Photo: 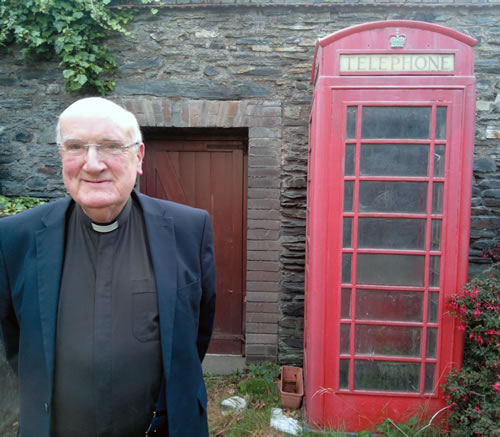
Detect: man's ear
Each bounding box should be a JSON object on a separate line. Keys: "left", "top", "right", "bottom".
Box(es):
{"left": 136, "top": 143, "right": 145, "bottom": 176}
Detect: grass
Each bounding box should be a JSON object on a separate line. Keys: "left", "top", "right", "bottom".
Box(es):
{"left": 204, "top": 362, "right": 448, "bottom": 437}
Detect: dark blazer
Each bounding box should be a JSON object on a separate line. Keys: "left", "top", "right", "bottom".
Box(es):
{"left": 0, "top": 191, "right": 216, "bottom": 437}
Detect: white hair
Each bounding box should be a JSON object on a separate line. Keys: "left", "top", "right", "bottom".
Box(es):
{"left": 56, "top": 97, "right": 142, "bottom": 145}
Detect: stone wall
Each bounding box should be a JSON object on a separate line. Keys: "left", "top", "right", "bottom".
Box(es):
{"left": 0, "top": 3, "right": 499, "bottom": 374}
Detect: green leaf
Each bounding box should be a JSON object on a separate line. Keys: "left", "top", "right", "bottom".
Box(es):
{"left": 62, "top": 69, "right": 74, "bottom": 78}
{"left": 406, "top": 416, "right": 418, "bottom": 426}
{"left": 151, "top": 8, "right": 158, "bottom": 15}
{"left": 76, "top": 74, "right": 87, "bottom": 85}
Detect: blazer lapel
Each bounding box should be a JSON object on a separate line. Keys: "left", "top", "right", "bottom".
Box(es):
{"left": 35, "top": 198, "right": 70, "bottom": 391}
{"left": 139, "top": 194, "right": 178, "bottom": 381}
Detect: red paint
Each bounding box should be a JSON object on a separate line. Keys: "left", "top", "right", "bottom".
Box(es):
{"left": 305, "top": 20, "right": 476, "bottom": 432}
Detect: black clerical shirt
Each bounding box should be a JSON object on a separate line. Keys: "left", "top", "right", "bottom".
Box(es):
{"left": 52, "top": 196, "right": 162, "bottom": 437}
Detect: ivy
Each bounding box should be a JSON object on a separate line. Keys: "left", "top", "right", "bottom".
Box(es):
{"left": 0, "top": 195, "right": 46, "bottom": 217}
{"left": 0, "top": 0, "right": 162, "bottom": 95}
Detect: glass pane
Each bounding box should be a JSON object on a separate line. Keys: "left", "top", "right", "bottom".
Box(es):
{"left": 341, "top": 288, "right": 351, "bottom": 319}
{"left": 340, "top": 324, "right": 350, "bottom": 354}
{"left": 425, "top": 363, "right": 436, "bottom": 393}
{"left": 358, "top": 218, "right": 426, "bottom": 250}
{"left": 354, "top": 361, "right": 420, "bottom": 392}
{"left": 344, "top": 181, "right": 354, "bottom": 212}
{"left": 432, "top": 183, "right": 443, "bottom": 214}
{"left": 434, "top": 145, "right": 445, "bottom": 177}
{"left": 360, "top": 144, "right": 429, "bottom": 177}
{"left": 355, "top": 325, "right": 422, "bottom": 357}
{"left": 357, "top": 254, "right": 425, "bottom": 287}
{"left": 430, "top": 256, "right": 440, "bottom": 287}
{"left": 361, "top": 106, "right": 431, "bottom": 139}
{"left": 342, "top": 253, "right": 352, "bottom": 284}
{"left": 339, "top": 359, "right": 349, "bottom": 389}
{"left": 426, "top": 327, "right": 437, "bottom": 358}
{"left": 343, "top": 217, "right": 352, "bottom": 248}
{"left": 345, "top": 145, "right": 355, "bottom": 176}
{"left": 346, "top": 107, "right": 357, "bottom": 139}
{"left": 435, "top": 107, "right": 447, "bottom": 140}
{"left": 428, "top": 292, "right": 439, "bottom": 323}
{"left": 356, "top": 290, "right": 423, "bottom": 322}
{"left": 431, "top": 220, "right": 441, "bottom": 251}
{"left": 359, "top": 181, "right": 427, "bottom": 213}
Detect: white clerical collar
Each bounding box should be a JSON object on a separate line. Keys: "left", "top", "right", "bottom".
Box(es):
{"left": 91, "top": 221, "right": 119, "bottom": 233}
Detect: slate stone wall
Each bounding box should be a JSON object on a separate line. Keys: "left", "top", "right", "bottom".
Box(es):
{"left": 0, "top": 3, "right": 499, "bottom": 376}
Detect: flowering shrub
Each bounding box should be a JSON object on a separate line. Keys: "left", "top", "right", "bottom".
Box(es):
{"left": 443, "top": 249, "right": 500, "bottom": 437}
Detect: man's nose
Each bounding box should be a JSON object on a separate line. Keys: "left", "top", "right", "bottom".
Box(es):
{"left": 83, "top": 145, "right": 106, "bottom": 171}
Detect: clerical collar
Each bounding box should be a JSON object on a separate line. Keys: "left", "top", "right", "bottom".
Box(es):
{"left": 75, "top": 197, "right": 133, "bottom": 233}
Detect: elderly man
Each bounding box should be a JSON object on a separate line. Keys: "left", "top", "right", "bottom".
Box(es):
{"left": 0, "top": 97, "right": 216, "bottom": 437}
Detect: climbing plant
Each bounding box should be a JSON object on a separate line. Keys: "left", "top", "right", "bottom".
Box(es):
{"left": 0, "top": 0, "right": 160, "bottom": 95}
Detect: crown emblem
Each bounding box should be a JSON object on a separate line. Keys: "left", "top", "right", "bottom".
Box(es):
{"left": 390, "top": 29, "right": 406, "bottom": 48}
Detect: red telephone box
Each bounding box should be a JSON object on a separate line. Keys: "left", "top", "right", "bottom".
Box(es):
{"left": 305, "top": 21, "right": 476, "bottom": 431}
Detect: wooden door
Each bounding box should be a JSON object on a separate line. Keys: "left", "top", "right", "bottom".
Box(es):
{"left": 141, "top": 129, "right": 247, "bottom": 355}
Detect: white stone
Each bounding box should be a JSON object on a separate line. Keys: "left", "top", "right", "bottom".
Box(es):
{"left": 220, "top": 396, "right": 247, "bottom": 416}
{"left": 270, "top": 408, "right": 302, "bottom": 435}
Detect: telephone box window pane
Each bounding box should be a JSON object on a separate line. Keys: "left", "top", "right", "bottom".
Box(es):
{"left": 426, "top": 327, "right": 437, "bottom": 358}
{"left": 344, "top": 181, "right": 354, "bottom": 212}
{"left": 428, "top": 292, "right": 439, "bottom": 323}
{"left": 345, "top": 145, "right": 355, "bottom": 176}
{"left": 358, "top": 218, "right": 426, "bottom": 250}
{"left": 361, "top": 106, "right": 431, "bottom": 139}
{"left": 343, "top": 217, "right": 353, "bottom": 248}
{"left": 425, "top": 363, "right": 436, "bottom": 393}
{"left": 359, "top": 181, "right": 427, "bottom": 213}
{"left": 356, "top": 290, "right": 423, "bottom": 322}
{"left": 355, "top": 325, "right": 422, "bottom": 357}
{"left": 360, "top": 144, "right": 429, "bottom": 177}
{"left": 357, "top": 254, "right": 425, "bottom": 286}
{"left": 435, "top": 107, "right": 447, "bottom": 140}
{"left": 430, "top": 256, "right": 440, "bottom": 288}
{"left": 434, "top": 145, "right": 445, "bottom": 177}
{"left": 341, "top": 288, "right": 351, "bottom": 319}
{"left": 340, "top": 324, "right": 350, "bottom": 354}
{"left": 432, "top": 183, "right": 443, "bottom": 214}
{"left": 354, "top": 361, "right": 420, "bottom": 392}
{"left": 346, "top": 107, "right": 357, "bottom": 139}
{"left": 342, "top": 254, "right": 352, "bottom": 284}
{"left": 431, "top": 220, "right": 442, "bottom": 251}
{"left": 339, "top": 359, "right": 349, "bottom": 389}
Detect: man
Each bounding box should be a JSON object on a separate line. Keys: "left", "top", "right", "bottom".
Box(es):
{"left": 0, "top": 97, "right": 216, "bottom": 437}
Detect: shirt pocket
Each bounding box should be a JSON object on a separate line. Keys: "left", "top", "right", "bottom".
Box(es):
{"left": 132, "top": 281, "right": 159, "bottom": 342}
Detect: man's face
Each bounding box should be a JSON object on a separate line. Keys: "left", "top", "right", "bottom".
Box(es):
{"left": 59, "top": 114, "right": 144, "bottom": 223}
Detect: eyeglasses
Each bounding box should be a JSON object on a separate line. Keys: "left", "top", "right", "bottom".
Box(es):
{"left": 58, "top": 141, "right": 139, "bottom": 157}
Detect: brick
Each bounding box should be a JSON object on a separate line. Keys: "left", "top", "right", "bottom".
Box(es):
{"left": 245, "top": 344, "right": 277, "bottom": 358}
{"left": 248, "top": 219, "right": 280, "bottom": 230}
{"left": 246, "top": 291, "right": 279, "bottom": 302}
{"left": 248, "top": 188, "right": 280, "bottom": 199}
{"left": 247, "top": 323, "right": 278, "bottom": 334}
{"left": 247, "top": 333, "right": 278, "bottom": 344}
{"left": 247, "top": 229, "right": 279, "bottom": 240}
{"left": 247, "top": 250, "right": 280, "bottom": 261}
{"left": 248, "top": 146, "right": 280, "bottom": 157}
{"left": 248, "top": 127, "right": 282, "bottom": 139}
{"left": 246, "top": 281, "right": 280, "bottom": 292}
{"left": 246, "top": 312, "right": 279, "bottom": 323}
{"left": 248, "top": 199, "right": 280, "bottom": 210}
{"left": 247, "top": 271, "right": 280, "bottom": 281}
{"left": 249, "top": 156, "right": 281, "bottom": 167}
{"left": 248, "top": 167, "right": 281, "bottom": 177}
{"left": 247, "top": 260, "right": 280, "bottom": 271}
{"left": 248, "top": 177, "right": 280, "bottom": 188}
{"left": 247, "top": 240, "right": 282, "bottom": 251}
{"left": 247, "top": 208, "right": 280, "bottom": 220}
{"left": 247, "top": 302, "right": 279, "bottom": 313}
